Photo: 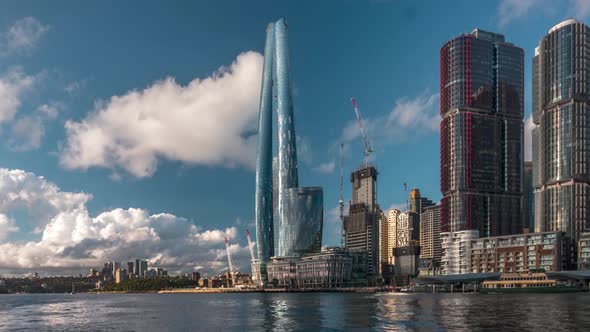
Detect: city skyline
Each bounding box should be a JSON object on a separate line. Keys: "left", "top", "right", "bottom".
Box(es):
{"left": 0, "top": 1, "right": 590, "bottom": 277}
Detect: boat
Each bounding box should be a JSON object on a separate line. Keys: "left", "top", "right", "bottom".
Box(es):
{"left": 480, "top": 270, "right": 578, "bottom": 294}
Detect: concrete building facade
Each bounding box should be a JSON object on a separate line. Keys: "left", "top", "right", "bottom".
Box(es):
{"left": 420, "top": 204, "right": 442, "bottom": 265}
{"left": 470, "top": 231, "right": 571, "bottom": 273}
{"left": 441, "top": 230, "right": 479, "bottom": 275}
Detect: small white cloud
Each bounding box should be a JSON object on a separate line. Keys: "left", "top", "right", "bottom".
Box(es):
{"left": 387, "top": 202, "right": 407, "bottom": 212}
{"left": 573, "top": 0, "right": 590, "bottom": 17}
{"left": 65, "top": 80, "right": 86, "bottom": 95}
{"left": 36, "top": 103, "right": 60, "bottom": 119}
{"left": 296, "top": 135, "right": 313, "bottom": 166}
{"left": 2, "top": 17, "right": 49, "bottom": 54}
{"left": 8, "top": 116, "right": 44, "bottom": 151}
{"left": 314, "top": 161, "right": 336, "bottom": 174}
{"left": 497, "top": 0, "right": 541, "bottom": 27}
{"left": 0, "top": 68, "right": 36, "bottom": 124}
{"left": 60, "top": 51, "right": 263, "bottom": 178}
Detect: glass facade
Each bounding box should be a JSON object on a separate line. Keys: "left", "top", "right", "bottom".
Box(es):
{"left": 440, "top": 29, "right": 524, "bottom": 236}
{"left": 254, "top": 19, "right": 324, "bottom": 285}
{"left": 532, "top": 19, "right": 590, "bottom": 244}
{"left": 278, "top": 187, "right": 323, "bottom": 257}
{"left": 254, "top": 22, "right": 276, "bottom": 281}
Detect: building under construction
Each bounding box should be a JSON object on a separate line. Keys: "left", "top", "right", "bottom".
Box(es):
{"left": 344, "top": 165, "right": 381, "bottom": 283}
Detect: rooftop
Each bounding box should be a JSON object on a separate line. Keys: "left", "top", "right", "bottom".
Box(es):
{"left": 548, "top": 18, "right": 581, "bottom": 34}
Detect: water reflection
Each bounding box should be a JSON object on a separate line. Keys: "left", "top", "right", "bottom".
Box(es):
{"left": 2, "top": 293, "right": 590, "bottom": 331}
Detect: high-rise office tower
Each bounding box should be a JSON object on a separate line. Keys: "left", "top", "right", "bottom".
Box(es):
{"left": 140, "top": 260, "right": 148, "bottom": 277}
{"left": 420, "top": 204, "right": 442, "bottom": 265}
{"left": 440, "top": 29, "right": 524, "bottom": 236}
{"left": 387, "top": 208, "right": 401, "bottom": 264}
{"left": 254, "top": 21, "right": 276, "bottom": 279}
{"left": 409, "top": 189, "right": 435, "bottom": 214}
{"left": 127, "top": 262, "right": 134, "bottom": 276}
{"left": 532, "top": 19, "right": 590, "bottom": 243}
{"left": 523, "top": 161, "right": 533, "bottom": 232}
{"left": 378, "top": 209, "right": 391, "bottom": 277}
{"left": 134, "top": 259, "right": 140, "bottom": 275}
{"left": 396, "top": 212, "right": 419, "bottom": 247}
{"left": 344, "top": 166, "right": 380, "bottom": 277}
{"left": 254, "top": 19, "right": 323, "bottom": 283}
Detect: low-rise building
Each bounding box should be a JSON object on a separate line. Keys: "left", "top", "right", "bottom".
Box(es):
{"left": 267, "top": 257, "right": 297, "bottom": 288}
{"left": 266, "top": 248, "right": 369, "bottom": 288}
{"left": 440, "top": 230, "right": 479, "bottom": 275}
{"left": 470, "top": 231, "right": 571, "bottom": 273}
{"left": 393, "top": 244, "right": 420, "bottom": 285}
{"left": 578, "top": 233, "right": 590, "bottom": 270}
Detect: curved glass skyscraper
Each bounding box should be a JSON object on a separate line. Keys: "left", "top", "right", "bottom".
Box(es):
{"left": 440, "top": 29, "right": 524, "bottom": 236}
{"left": 254, "top": 19, "right": 323, "bottom": 284}
{"left": 532, "top": 19, "right": 590, "bottom": 243}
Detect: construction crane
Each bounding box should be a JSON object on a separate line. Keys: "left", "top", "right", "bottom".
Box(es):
{"left": 245, "top": 229, "right": 256, "bottom": 262}
{"left": 339, "top": 143, "right": 345, "bottom": 248}
{"left": 224, "top": 237, "right": 237, "bottom": 287}
{"left": 350, "top": 97, "right": 373, "bottom": 165}
{"left": 245, "top": 229, "right": 261, "bottom": 287}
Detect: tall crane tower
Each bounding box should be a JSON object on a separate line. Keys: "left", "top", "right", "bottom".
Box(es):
{"left": 224, "top": 237, "right": 237, "bottom": 287}
{"left": 350, "top": 97, "right": 373, "bottom": 165}
{"left": 245, "top": 229, "right": 256, "bottom": 262}
{"left": 339, "top": 143, "right": 345, "bottom": 247}
{"left": 245, "top": 229, "right": 261, "bottom": 287}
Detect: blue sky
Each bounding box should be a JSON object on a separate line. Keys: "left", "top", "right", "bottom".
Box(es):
{"left": 0, "top": 0, "right": 588, "bottom": 276}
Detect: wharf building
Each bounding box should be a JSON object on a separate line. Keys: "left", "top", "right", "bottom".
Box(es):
{"left": 440, "top": 29, "right": 525, "bottom": 236}
{"left": 254, "top": 18, "right": 323, "bottom": 286}
{"left": 532, "top": 19, "right": 590, "bottom": 246}
{"left": 470, "top": 231, "right": 572, "bottom": 273}
{"left": 579, "top": 233, "right": 590, "bottom": 270}
{"left": 344, "top": 165, "right": 381, "bottom": 281}
{"left": 267, "top": 247, "right": 368, "bottom": 288}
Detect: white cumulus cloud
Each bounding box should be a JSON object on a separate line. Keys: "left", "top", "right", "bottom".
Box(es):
{"left": 0, "top": 168, "right": 251, "bottom": 276}
{"left": 60, "top": 51, "right": 263, "bottom": 178}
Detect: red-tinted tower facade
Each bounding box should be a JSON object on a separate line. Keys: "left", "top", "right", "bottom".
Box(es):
{"left": 440, "top": 29, "right": 524, "bottom": 236}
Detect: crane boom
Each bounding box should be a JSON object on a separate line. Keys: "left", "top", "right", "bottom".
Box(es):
{"left": 351, "top": 98, "right": 373, "bottom": 164}
{"left": 245, "top": 229, "right": 261, "bottom": 287}
{"left": 245, "top": 229, "right": 256, "bottom": 262}
{"left": 339, "top": 143, "right": 345, "bottom": 247}
{"left": 224, "top": 237, "right": 237, "bottom": 287}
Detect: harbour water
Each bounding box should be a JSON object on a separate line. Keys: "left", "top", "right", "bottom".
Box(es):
{"left": 1, "top": 292, "right": 590, "bottom": 331}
